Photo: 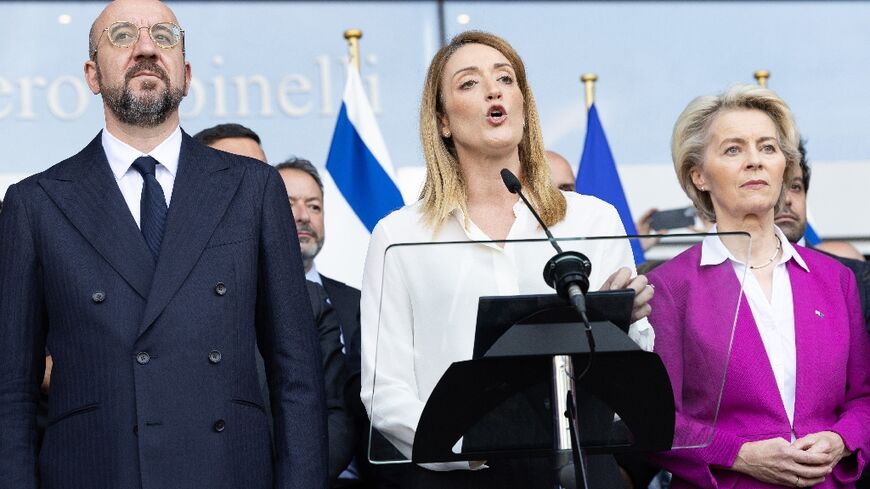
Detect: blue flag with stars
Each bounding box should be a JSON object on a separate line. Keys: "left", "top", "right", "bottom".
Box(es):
{"left": 576, "top": 104, "right": 645, "bottom": 264}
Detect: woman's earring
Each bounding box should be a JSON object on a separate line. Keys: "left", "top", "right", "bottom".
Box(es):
{"left": 443, "top": 130, "right": 451, "bottom": 138}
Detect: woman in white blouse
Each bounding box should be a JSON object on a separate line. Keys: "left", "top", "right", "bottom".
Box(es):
{"left": 360, "top": 31, "right": 653, "bottom": 488}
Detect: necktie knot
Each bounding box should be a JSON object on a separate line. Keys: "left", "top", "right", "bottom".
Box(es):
{"left": 132, "top": 156, "right": 158, "bottom": 177}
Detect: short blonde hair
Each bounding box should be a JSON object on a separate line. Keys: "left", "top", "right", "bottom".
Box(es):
{"left": 672, "top": 84, "right": 800, "bottom": 222}
{"left": 418, "top": 31, "right": 566, "bottom": 231}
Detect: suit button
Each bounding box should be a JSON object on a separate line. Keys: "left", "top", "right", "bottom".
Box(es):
{"left": 136, "top": 352, "right": 150, "bottom": 365}
{"left": 214, "top": 282, "right": 227, "bottom": 296}
{"left": 208, "top": 350, "right": 222, "bottom": 364}
{"left": 213, "top": 419, "right": 226, "bottom": 432}
{"left": 133, "top": 424, "right": 138, "bottom": 435}
{"left": 92, "top": 291, "right": 106, "bottom": 303}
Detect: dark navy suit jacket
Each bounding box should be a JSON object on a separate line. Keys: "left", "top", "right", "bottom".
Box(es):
{"left": 320, "top": 274, "right": 408, "bottom": 488}
{"left": 0, "top": 132, "right": 327, "bottom": 489}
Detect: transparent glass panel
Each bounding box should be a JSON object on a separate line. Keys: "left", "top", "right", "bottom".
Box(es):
{"left": 367, "top": 233, "right": 750, "bottom": 464}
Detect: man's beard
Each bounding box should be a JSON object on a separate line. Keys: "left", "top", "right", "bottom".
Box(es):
{"left": 300, "top": 242, "right": 323, "bottom": 263}
{"left": 97, "top": 60, "right": 184, "bottom": 127}
{"left": 297, "top": 224, "right": 324, "bottom": 264}
{"left": 776, "top": 218, "right": 806, "bottom": 244}
{"left": 775, "top": 206, "right": 806, "bottom": 243}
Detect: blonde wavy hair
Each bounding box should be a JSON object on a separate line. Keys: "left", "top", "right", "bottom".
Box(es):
{"left": 418, "top": 31, "right": 566, "bottom": 231}
{"left": 672, "top": 84, "right": 800, "bottom": 222}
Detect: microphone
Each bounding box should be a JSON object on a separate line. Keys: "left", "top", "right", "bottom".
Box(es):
{"left": 502, "top": 168, "right": 597, "bottom": 489}
{"left": 499, "top": 169, "right": 592, "bottom": 310}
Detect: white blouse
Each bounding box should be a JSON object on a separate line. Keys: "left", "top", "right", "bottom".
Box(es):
{"left": 701, "top": 226, "right": 808, "bottom": 437}
{"left": 360, "top": 192, "right": 653, "bottom": 466}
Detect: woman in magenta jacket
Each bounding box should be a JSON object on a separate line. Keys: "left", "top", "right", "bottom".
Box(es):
{"left": 647, "top": 84, "right": 870, "bottom": 488}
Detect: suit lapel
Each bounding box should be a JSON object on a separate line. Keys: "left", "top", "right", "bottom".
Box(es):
{"left": 723, "top": 257, "right": 807, "bottom": 425}
{"left": 696, "top": 258, "right": 747, "bottom": 369}
{"left": 138, "top": 132, "right": 243, "bottom": 335}
{"left": 38, "top": 133, "right": 155, "bottom": 299}
{"left": 321, "top": 274, "right": 361, "bottom": 342}
{"left": 787, "top": 258, "right": 817, "bottom": 426}
{"left": 698, "top": 256, "right": 785, "bottom": 417}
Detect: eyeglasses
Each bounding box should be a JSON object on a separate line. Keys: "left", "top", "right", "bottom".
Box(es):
{"left": 92, "top": 21, "right": 184, "bottom": 57}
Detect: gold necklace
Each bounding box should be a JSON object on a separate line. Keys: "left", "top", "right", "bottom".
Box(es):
{"left": 749, "top": 235, "right": 782, "bottom": 270}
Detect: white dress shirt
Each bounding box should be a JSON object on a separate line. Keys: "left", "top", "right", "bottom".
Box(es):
{"left": 102, "top": 126, "right": 182, "bottom": 228}
{"left": 305, "top": 263, "right": 322, "bottom": 285}
{"left": 701, "top": 225, "right": 808, "bottom": 436}
{"left": 360, "top": 192, "right": 653, "bottom": 467}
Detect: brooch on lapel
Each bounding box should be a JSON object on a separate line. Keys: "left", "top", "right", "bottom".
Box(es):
{"left": 814, "top": 310, "right": 824, "bottom": 318}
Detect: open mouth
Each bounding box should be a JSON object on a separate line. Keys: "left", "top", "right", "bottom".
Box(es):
{"left": 487, "top": 105, "right": 507, "bottom": 124}
{"left": 486, "top": 105, "right": 507, "bottom": 120}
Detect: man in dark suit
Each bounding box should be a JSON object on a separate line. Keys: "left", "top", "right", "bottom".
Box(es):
{"left": 0, "top": 1, "right": 326, "bottom": 488}
{"left": 775, "top": 141, "right": 869, "bottom": 489}
{"left": 276, "top": 158, "right": 406, "bottom": 488}
{"left": 273, "top": 158, "right": 361, "bottom": 380}
{"left": 194, "top": 122, "right": 356, "bottom": 483}
{"left": 775, "top": 141, "right": 870, "bottom": 330}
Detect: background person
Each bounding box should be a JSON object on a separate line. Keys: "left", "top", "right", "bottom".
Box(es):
{"left": 545, "top": 149, "right": 576, "bottom": 192}
{"left": 273, "top": 157, "right": 408, "bottom": 489}
{"left": 192, "top": 122, "right": 267, "bottom": 162}
{"left": 775, "top": 140, "right": 869, "bottom": 331}
{"left": 648, "top": 84, "right": 870, "bottom": 488}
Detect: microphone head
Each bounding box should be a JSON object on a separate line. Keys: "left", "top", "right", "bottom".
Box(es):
{"left": 500, "top": 168, "right": 522, "bottom": 194}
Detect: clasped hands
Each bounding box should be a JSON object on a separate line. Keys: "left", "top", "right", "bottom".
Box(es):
{"left": 732, "top": 431, "right": 851, "bottom": 487}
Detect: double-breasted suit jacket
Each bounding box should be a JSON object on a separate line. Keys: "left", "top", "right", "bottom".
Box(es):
{"left": 0, "top": 132, "right": 327, "bottom": 489}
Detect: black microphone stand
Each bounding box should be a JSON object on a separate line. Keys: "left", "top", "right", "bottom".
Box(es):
{"left": 500, "top": 169, "right": 596, "bottom": 489}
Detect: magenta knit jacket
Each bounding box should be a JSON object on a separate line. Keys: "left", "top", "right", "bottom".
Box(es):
{"left": 647, "top": 244, "right": 870, "bottom": 489}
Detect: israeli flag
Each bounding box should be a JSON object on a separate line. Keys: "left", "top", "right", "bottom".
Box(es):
{"left": 325, "top": 64, "right": 404, "bottom": 232}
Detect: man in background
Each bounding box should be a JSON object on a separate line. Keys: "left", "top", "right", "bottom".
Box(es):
{"left": 776, "top": 141, "right": 869, "bottom": 489}
{"left": 192, "top": 123, "right": 266, "bottom": 162}
{"left": 546, "top": 150, "right": 576, "bottom": 192}
{"left": 275, "top": 157, "right": 407, "bottom": 488}
{"left": 774, "top": 141, "right": 869, "bottom": 332}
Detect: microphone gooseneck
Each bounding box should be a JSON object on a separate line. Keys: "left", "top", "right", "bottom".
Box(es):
{"left": 499, "top": 169, "right": 592, "bottom": 299}
{"left": 500, "top": 168, "right": 563, "bottom": 254}
{"left": 500, "top": 168, "right": 596, "bottom": 375}
{"left": 501, "top": 168, "right": 599, "bottom": 489}
{"left": 500, "top": 169, "right": 593, "bottom": 311}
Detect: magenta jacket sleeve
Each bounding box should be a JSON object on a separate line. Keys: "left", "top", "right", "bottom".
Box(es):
{"left": 829, "top": 270, "right": 870, "bottom": 484}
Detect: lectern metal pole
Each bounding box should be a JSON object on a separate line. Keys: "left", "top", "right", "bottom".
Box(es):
{"left": 553, "top": 355, "right": 573, "bottom": 451}
{"left": 553, "top": 355, "right": 572, "bottom": 488}
{"left": 553, "top": 355, "right": 590, "bottom": 489}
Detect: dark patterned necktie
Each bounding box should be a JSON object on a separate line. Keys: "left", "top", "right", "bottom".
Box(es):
{"left": 131, "top": 156, "right": 168, "bottom": 259}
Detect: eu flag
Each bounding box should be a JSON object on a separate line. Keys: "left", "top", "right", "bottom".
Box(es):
{"left": 576, "top": 104, "right": 645, "bottom": 264}
{"left": 804, "top": 222, "right": 822, "bottom": 246}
